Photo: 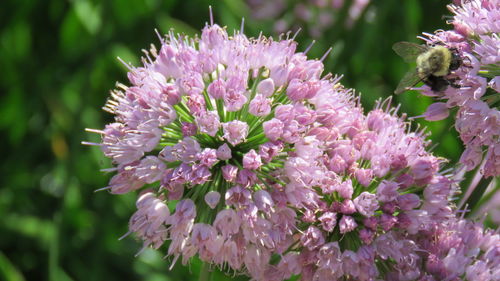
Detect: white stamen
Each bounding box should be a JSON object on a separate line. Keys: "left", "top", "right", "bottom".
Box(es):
{"left": 94, "top": 186, "right": 111, "bottom": 192}
{"left": 81, "top": 141, "right": 102, "bottom": 146}
{"left": 119, "top": 230, "right": 133, "bottom": 240}
{"left": 85, "top": 128, "right": 105, "bottom": 134}
{"left": 304, "top": 40, "right": 316, "bottom": 54}
{"left": 292, "top": 27, "right": 302, "bottom": 40}
{"left": 209, "top": 6, "right": 214, "bottom": 26}
{"left": 320, "top": 47, "right": 333, "bottom": 62}
{"left": 117, "top": 57, "right": 133, "bottom": 70}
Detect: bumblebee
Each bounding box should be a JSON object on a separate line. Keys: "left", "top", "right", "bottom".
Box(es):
{"left": 393, "top": 41, "right": 462, "bottom": 94}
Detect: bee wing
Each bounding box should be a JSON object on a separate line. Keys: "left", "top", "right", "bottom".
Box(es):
{"left": 394, "top": 69, "right": 423, "bottom": 94}
{"left": 392, "top": 41, "right": 428, "bottom": 63}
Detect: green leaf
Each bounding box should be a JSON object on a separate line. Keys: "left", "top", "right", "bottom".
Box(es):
{"left": 466, "top": 176, "right": 494, "bottom": 216}
{"left": 0, "top": 252, "right": 25, "bottom": 281}
{"left": 74, "top": 0, "right": 102, "bottom": 35}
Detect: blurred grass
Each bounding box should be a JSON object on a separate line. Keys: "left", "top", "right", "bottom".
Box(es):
{"left": 0, "top": 0, "right": 461, "bottom": 280}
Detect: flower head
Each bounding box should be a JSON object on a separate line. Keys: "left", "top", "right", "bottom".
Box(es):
{"left": 86, "top": 19, "right": 461, "bottom": 280}
{"left": 410, "top": 0, "right": 500, "bottom": 177}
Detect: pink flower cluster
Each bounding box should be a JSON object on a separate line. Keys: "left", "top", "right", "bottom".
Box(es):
{"left": 413, "top": 0, "right": 500, "bottom": 177}
{"left": 412, "top": 216, "right": 500, "bottom": 280}
{"left": 85, "top": 15, "right": 498, "bottom": 280}
{"left": 246, "top": 0, "right": 371, "bottom": 38}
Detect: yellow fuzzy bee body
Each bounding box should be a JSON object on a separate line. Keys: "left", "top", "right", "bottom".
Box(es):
{"left": 393, "top": 42, "right": 462, "bottom": 94}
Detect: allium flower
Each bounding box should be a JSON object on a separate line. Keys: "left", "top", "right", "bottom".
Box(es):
{"left": 246, "top": 0, "right": 372, "bottom": 38}
{"left": 410, "top": 0, "right": 500, "bottom": 177}
{"left": 85, "top": 15, "right": 464, "bottom": 281}
{"left": 408, "top": 216, "right": 500, "bottom": 280}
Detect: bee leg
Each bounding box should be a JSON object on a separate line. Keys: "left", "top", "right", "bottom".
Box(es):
{"left": 447, "top": 77, "right": 461, "bottom": 89}
{"left": 425, "top": 75, "right": 449, "bottom": 92}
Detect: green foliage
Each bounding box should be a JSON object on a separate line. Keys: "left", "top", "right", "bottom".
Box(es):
{"left": 0, "top": 0, "right": 464, "bottom": 280}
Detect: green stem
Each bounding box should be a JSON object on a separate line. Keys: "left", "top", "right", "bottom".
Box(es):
{"left": 466, "top": 176, "right": 494, "bottom": 216}
{"left": 199, "top": 262, "right": 211, "bottom": 281}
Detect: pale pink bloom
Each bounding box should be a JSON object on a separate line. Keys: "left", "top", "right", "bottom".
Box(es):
{"left": 243, "top": 149, "right": 262, "bottom": 170}
{"left": 223, "top": 89, "right": 247, "bottom": 112}
{"left": 107, "top": 161, "right": 145, "bottom": 194}
{"left": 253, "top": 190, "right": 274, "bottom": 213}
{"left": 258, "top": 141, "right": 283, "bottom": 163}
{"left": 274, "top": 104, "right": 295, "bottom": 123}
{"left": 466, "top": 260, "right": 493, "bottom": 281}
{"left": 359, "top": 228, "right": 374, "bottom": 245}
{"left": 277, "top": 252, "right": 302, "bottom": 279}
{"left": 249, "top": 94, "right": 271, "bottom": 116}
{"left": 339, "top": 215, "right": 357, "bottom": 234}
{"left": 135, "top": 156, "right": 166, "bottom": 184}
{"left": 397, "top": 194, "right": 421, "bottom": 211}
{"left": 225, "top": 185, "right": 252, "bottom": 207}
{"left": 178, "top": 71, "right": 204, "bottom": 96}
{"left": 204, "top": 191, "right": 220, "bottom": 209}
{"left": 353, "top": 192, "right": 379, "bottom": 217}
{"left": 336, "top": 179, "right": 353, "bottom": 199}
{"left": 222, "top": 120, "right": 249, "bottom": 146}
{"left": 316, "top": 242, "right": 342, "bottom": 268}
{"left": 340, "top": 199, "right": 356, "bottom": 214}
{"left": 300, "top": 226, "right": 325, "bottom": 250}
{"left": 287, "top": 79, "right": 320, "bottom": 101}
{"left": 379, "top": 214, "right": 397, "bottom": 231}
{"left": 195, "top": 111, "right": 220, "bottom": 136}
{"left": 354, "top": 168, "right": 373, "bottom": 187}
{"left": 190, "top": 223, "right": 216, "bottom": 248}
{"left": 376, "top": 180, "right": 399, "bottom": 202}
{"left": 263, "top": 118, "right": 284, "bottom": 141}
{"left": 341, "top": 250, "right": 360, "bottom": 278}
{"left": 421, "top": 102, "right": 450, "bottom": 121}
{"left": 216, "top": 143, "right": 232, "bottom": 160}
{"left": 127, "top": 191, "right": 170, "bottom": 249}
{"left": 181, "top": 122, "right": 197, "bottom": 137}
{"left": 318, "top": 212, "right": 337, "bottom": 232}
{"left": 197, "top": 148, "right": 218, "bottom": 167}
{"left": 257, "top": 78, "right": 275, "bottom": 97}
{"left": 236, "top": 169, "right": 257, "bottom": 188}
{"left": 207, "top": 79, "right": 226, "bottom": 99}
{"left": 213, "top": 209, "right": 241, "bottom": 238}
{"left": 221, "top": 164, "right": 238, "bottom": 182}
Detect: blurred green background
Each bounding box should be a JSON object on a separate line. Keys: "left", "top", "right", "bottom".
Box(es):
{"left": 0, "top": 0, "right": 460, "bottom": 280}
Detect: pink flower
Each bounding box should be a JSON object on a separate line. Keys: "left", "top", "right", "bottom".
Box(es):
{"left": 287, "top": 79, "right": 320, "bottom": 101}
{"left": 181, "top": 122, "right": 197, "bottom": 137}
{"left": 300, "top": 226, "right": 325, "bottom": 250}
{"left": 249, "top": 94, "right": 272, "bottom": 116}
{"left": 263, "top": 118, "right": 284, "bottom": 141}
{"left": 421, "top": 102, "right": 450, "bottom": 121}
{"left": 222, "top": 120, "right": 249, "bottom": 146}
{"left": 86, "top": 17, "right": 472, "bottom": 281}
{"left": 397, "top": 194, "right": 421, "bottom": 211}
{"left": 339, "top": 215, "right": 357, "bottom": 234}
{"left": 353, "top": 192, "right": 379, "bottom": 217}
{"left": 376, "top": 181, "right": 399, "bottom": 202}
{"left": 243, "top": 149, "right": 262, "bottom": 170}
{"left": 318, "top": 212, "right": 337, "bottom": 232}
{"left": 222, "top": 164, "right": 238, "bottom": 182}
{"left": 195, "top": 111, "right": 220, "bottom": 136}
{"left": 197, "top": 148, "right": 218, "bottom": 167}
{"left": 257, "top": 78, "right": 275, "bottom": 97}
{"left": 204, "top": 191, "right": 220, "bottom": 209}
{"left": 207, "top": 79, "right": 226, "bottom": 99}
{"left": 216, "top": 143, "right": 232, "bottom": 160}
{"left": 224, "top": 89, "right": 247, "bottom": 112}
{"left": 336, "top": 179, "right": 353, "bottom": 199}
